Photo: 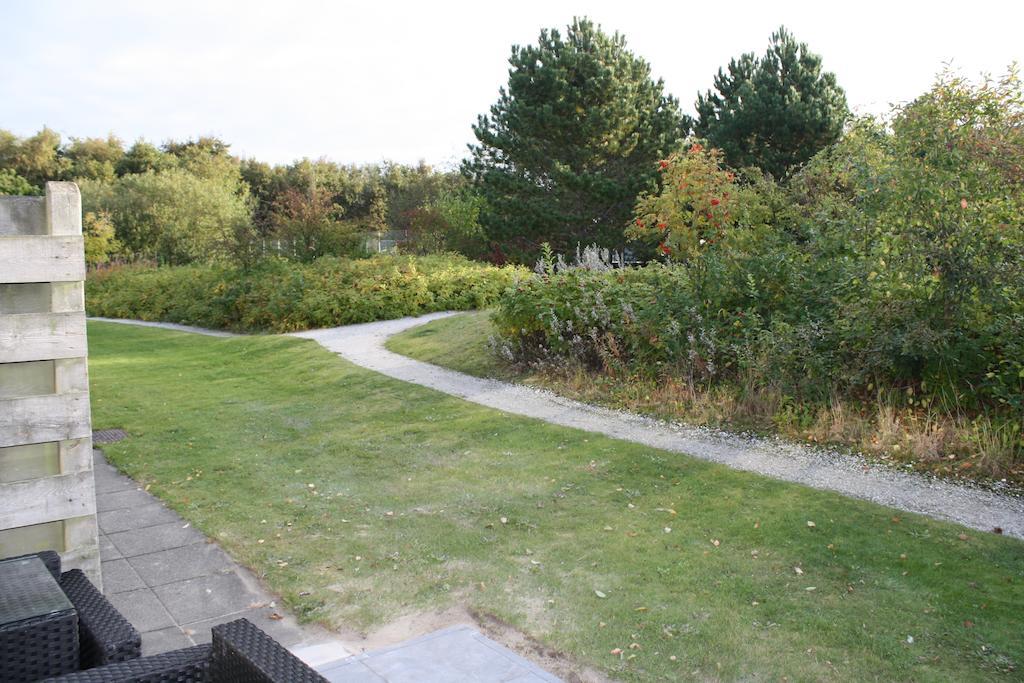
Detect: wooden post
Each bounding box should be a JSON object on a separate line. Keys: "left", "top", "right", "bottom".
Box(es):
{"left": 0, "top": 182, "right": 101, "bottom": 588}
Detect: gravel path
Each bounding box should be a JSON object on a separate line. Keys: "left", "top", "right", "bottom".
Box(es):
{"left": 91, "top": 314, "right": 1024, "bottom": 539}
{"left": 89, "top": 317, "right": 239, "bottom": 337}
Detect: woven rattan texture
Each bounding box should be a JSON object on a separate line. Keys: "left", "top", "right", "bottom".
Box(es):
{"left": 60, "top": 569, "right": 142, "bottom": 669}
{"left": 40, "top": 644, "right": 212, "bottom": 682}
{"left": 210, "top": 619, "right": 328, "bottom": 683}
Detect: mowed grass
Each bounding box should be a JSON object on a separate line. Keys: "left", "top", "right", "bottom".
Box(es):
{"left": 90, "top": 321, "right": 1023, "bottom": 681}
{"left": 385, "top": 311, "right": 505, "bottom": 378}
{"left": 388, "top": 310, "right": 506, "bottom": 378}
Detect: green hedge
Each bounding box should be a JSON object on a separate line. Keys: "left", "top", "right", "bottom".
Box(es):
{"left": 86, "top": 255, "right": 527, "bottom": 333}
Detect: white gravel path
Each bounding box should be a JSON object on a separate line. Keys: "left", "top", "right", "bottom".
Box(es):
{"left": 89, "top": 317, "right": 239, "bottom": 337}
{"left": 91, "top": 314, "right": 1024, "bottom": 539}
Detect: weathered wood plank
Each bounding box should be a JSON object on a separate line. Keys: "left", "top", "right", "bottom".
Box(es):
{"left": 0, "top": 392, "right": 91, "bottom": 447}
{"left": 0, "top": 471, "right": 97, "bottom": 529}
{"left": 0, "top": 196, "right": 46, "bottom": 235}
{"left": 61, "top": 514, "right": 102, "bottom": 589}
{"left": 0, "top": 312, "right": 86, "bottom": 363}
{"left": 59, "top": 438, "right": 93, "bottom": 475}
{"left": 0, "top": 236, "right": 86, "bottom": 283}
{"left": 45, "top": 183, "right": 82, "bottom": 236}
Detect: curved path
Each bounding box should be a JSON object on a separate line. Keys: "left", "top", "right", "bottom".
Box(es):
{"left": 92, "top": 314, "right": 1024, "bottom": 539}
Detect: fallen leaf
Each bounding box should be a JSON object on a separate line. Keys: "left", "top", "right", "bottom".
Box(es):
{"left": 634, "top": 606, "right": 648, "bottom": 612}
{"left": 610, "top": 648, "right": 623, "bottom": 656}
{"left": 595, "top": 590, "right": 607, "bottom": 599}
{"left": 958, "top": 533, "right": 969, "bottom": 541}
{"left": 629, "top": 643, "right": 641, "bottom": 650}
{"left": 269, "top": 613, "right": 283, "bottom": 621}
{"left": 963, "top": 620, "right": 974, "bottom": 628}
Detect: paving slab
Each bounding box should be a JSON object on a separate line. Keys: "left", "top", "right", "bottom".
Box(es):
{"left": 94, "top": 469, "right": 137, "bottom": 494}
{"left": 140, "top": 626, "right": 194, "bottom": 657}
{"left": 99, "top": 534, "right": 122, "bottom": 561}
{"left": 151, "top": 572, "right": 259, "bottom": 625}
{"left": 127, "top": 542, "right": 235, "bottom": 588}
{"left": 318, "top": 626, "right": 562, "bottom": 683}
{"left": 106, "top": 588, "right": 176, "bottom": 632}
{"left": 100, "top": 558, "right": 146, "bottom": 594}
{"left": 99, "top": 502, "right": 181, "bottom": 534}
{"left": 106, "top": 520, "right": 206, "bottom": 558}
{"left": 96, "top": 488, "right": 158, "bottom": 512}
{"left": 183, "top": 608, "right": 309, "bottom": 649}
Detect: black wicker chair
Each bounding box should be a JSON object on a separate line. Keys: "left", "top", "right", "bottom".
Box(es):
{"left": 42, "top": 619, "right": 327, "bottom": 682}
{"left": 208, "top": 619, "right": 328, "bottom": 683}
{"left": 59, "top": 569, "right": 141, "bottom": 668}
{"left": 3, "top": 552, "right": 326, "bottom": 682}
{"left": 4, "top": 552, "right": 142, "bottom": 671}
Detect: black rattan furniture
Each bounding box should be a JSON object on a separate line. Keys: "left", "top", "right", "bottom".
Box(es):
{"left": 4, "top": 551, "right": 142, "bottom": 672}
{"left": 0, "top": 555, "right": 80, "bottom": 682}
{"left": 40, "top": 645, "right": 212, "bottom": 682}
{"left": 59, "top": 569, "right": 141, "bottom": 668}
{"left": 209, "top": 619, "right": 328, "bottom": 683}
{"left": 2, "top": 550, "right": 323, "bottom": 682}
{"left": 43, "top": 619, "right": 327, "bottom": 682}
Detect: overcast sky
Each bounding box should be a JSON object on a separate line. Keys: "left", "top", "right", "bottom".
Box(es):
{"left": 2, "top": 0, "right": 1021, "bottom": 169}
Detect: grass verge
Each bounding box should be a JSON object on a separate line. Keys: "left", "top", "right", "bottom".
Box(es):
{"left": 91, "top": 321, "right": 1023, "bottom": 681}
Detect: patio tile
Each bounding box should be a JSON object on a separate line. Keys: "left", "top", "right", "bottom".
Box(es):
{"left": 94, "top": 469, "right": 137, "bottom": 494}
{"left": 183, "top": 608, "right": 309, "bottom": 649}
{"left": 96, "top": 488, "right": 153, "bottom": 512}
{"left": 292, "top": 640, "right": 354, "bottom": 668}
{"left": 106, "top": 588, "right": 175, "bottom": 632}
{"left": 99, "top": 502, "right": 181, "bottom": 534}
{"left": 357, "top": 626, "right": 561, "bottom": 683}
{"left": 101, "top": 558, "right": 146, "bottom": 594}
{"left": 318, "top": 659, "right": 387, "bottom": 683}
{"left": 107, "top": 521, "right": 206, "bottom": 558}
{"left": 128, "top": 542, "right": 235, "bottom": 588}
{"left": 141, "top": 626, "right": 194, "bottom": 656}
{"left": 99, "top": 533, "right": 122, "bottom": 560}
{"left": 151, "top": 572, "right": 255, "bottom": 625}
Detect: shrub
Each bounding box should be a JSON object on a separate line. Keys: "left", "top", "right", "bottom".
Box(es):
{"left": 495, "top": 68, "right": 1024, "bottom": 415}
{"left": 86, "top": 254, "right": 526, "bottom": 333}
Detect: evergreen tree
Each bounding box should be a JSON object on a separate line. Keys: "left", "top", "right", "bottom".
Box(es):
{"left": 464, "top": 18, "right": 686, "bottom": 262}
{"left": 694, "top": 27, "right": 848, "bottom": 178}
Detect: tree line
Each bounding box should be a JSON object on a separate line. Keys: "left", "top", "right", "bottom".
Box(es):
{"left": 2, "top": 20, "right": 860, "bottom": 266}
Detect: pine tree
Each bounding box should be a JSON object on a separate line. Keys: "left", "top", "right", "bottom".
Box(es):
{"left": 464, "top": 18, "right": 687, "bottom": 262}
{"left": 694, "top": 27, "right": 849, "bottom": 178}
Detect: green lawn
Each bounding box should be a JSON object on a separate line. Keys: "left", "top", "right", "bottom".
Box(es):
{"left": 387, "top": 310, "right": 506, "bottom": 378}
{"left": 90, "top": 321, "right": 1023, "bottom": 681}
